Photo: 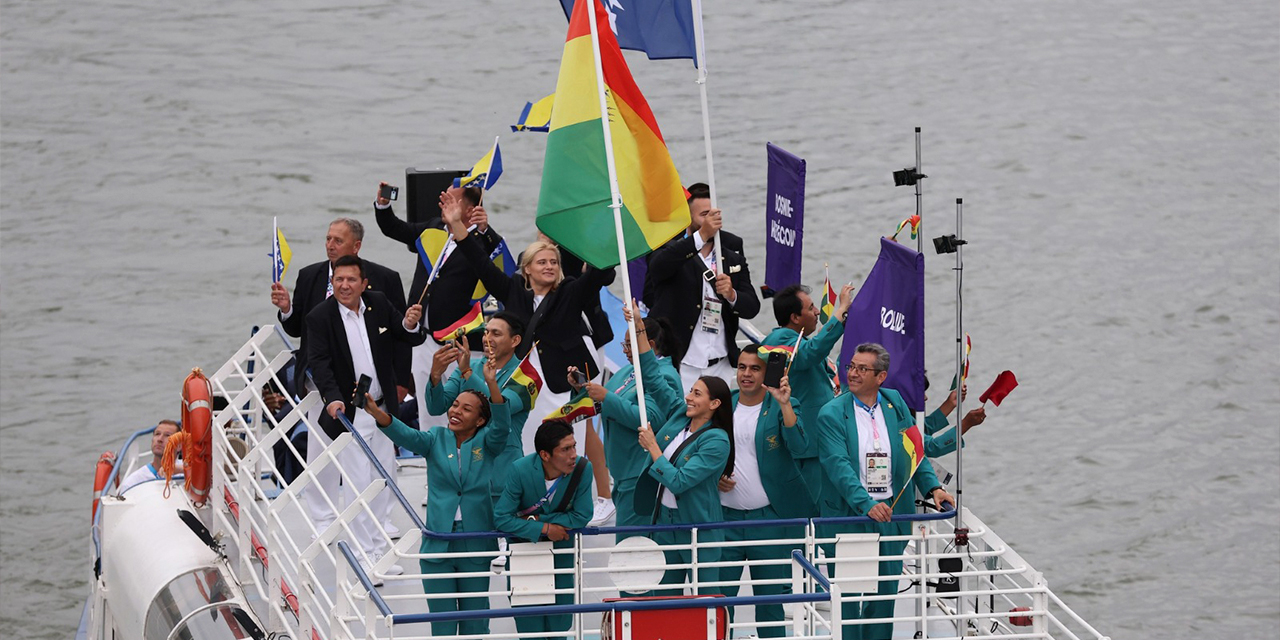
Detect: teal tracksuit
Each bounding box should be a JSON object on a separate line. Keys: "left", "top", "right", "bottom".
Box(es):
{"left": 923, "top": 408, "right": 963, "bottom": 457}
{"left": 761, "top": 318, "right": 844, "bottom": 503}
{"left": 816, "top": 388, "right": 942, "bottom": 640}
{"left": 718, "top": 392, "right": 814, "bottom": 637}
{"left": 633, "top": 402, "right": 731, "bottom": 596}
{"left": 424, "top": 355, "right": 530, "bottom": 497}
{"left": 493, "top": 452, "right": 594, "bottom": 640}
{"left": 598, "top": 350, "right": 684, "bottom": 533}
{"left": 375, "top": 402, "right": 511, "bottom": 637}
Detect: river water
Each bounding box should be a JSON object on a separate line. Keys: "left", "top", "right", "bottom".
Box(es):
{"left": 2, "top": 0, "right": 1277, "bottom": 637}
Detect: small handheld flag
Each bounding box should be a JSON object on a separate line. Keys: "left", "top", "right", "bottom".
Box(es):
{"left": 470, "top": 239, "right": 516, "bottom": 303}
{"left": 432, "top": 302, "right": 484, "bottom": 343}
{"left": 889, "top": 424, "right": 927, "bottom": 510}
{"left": 512, "top": 94, "right": 554, "bottom": 132}
{"left": 962, "top": 333, "right": 972, "bottom": 383}
{"left": 544, "top": 390, "right": 599, "bottom": 423}
{"left": 454, "top": 136, "right": 504, "bottom": 190}
{"left": 506, "top": 350, "right": 543, "bottom": 407}
{"left": 756, "top": 344, "right": 795, "bottom": 359}
{"left": 415, "top": 228, "right": 452, "bottom": 277}
{"left": 819, "top": 265, "right": 836, "bottom": 324}
{"left": 272, "top": 218, "right": 292, "bottom": 283}
{"left": 979, "top": 371, "right": 1018, "bottom": 406}
{"left": 892, "top": 215, "right": 921, "bottom": 241}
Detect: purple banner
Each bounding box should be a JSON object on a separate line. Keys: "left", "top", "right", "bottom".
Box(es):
{"left": 839, "top": 237, "right": 925, "bottom": 412}
{"left": 764, "top": 142, "right": 805, "bottom": 292}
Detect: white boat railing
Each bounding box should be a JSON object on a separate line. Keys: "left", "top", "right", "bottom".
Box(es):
{"left": 197, "top": 328, "right": 1107, "bottom": 640}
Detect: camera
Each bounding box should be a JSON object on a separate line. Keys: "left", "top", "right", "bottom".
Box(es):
{"left": 379, "top": 184, "right": 399, "bottom": 201}
{"left": 932, "top": 234, "right": 966, "bottom": 254}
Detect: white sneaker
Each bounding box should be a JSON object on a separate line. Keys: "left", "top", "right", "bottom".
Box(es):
{"left": 589, "top": 496, "right": 616, "bottom": 526}
{"left": 385, "top": 563, "right": 405, "bottom": 576}
{"left": 385, "top": 522, "right": 402, "bottom": 539}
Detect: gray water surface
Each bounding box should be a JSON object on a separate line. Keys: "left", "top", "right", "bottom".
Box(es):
{"left": 2, "top": 0, "right": 1278, "bottom": 638}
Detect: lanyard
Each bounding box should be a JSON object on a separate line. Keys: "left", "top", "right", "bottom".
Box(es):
{"left": 518, "top": 475, "right": 564, "bottom": 517}
{"left": 855, "top": 394, "right": 884, "bottom": 452}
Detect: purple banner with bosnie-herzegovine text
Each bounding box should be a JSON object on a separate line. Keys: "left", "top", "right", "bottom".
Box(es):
{"left": 839, "top": 237, "right": 925, "bottom": 412}
{"left": 763, "top": 142, "right": 805, "bottom": 293}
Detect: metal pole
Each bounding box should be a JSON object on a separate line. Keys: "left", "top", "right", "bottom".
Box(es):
{"left": 952, "top": 197, "right": 966, "bottom": 633}
{"left": 691, "top": 0, "right": 723, "bottom": 272}
{"left": 914, "top": 128, "right": 923, "bottom": 255}
{"left": 584, "top": 0, "right": 649, "bottom": 423}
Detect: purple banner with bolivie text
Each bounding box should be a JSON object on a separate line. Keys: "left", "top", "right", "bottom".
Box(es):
{"left": 839, "top": 237, "right": 925, "bottom": 412}
{"left": 764, "top": 142, "right": 805, "bottom": 292}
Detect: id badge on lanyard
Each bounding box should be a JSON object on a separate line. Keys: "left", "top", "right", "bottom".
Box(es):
{"left": 862, "top": 402, "right": 890, "bottom": 494}
{"left": 700, "top": 297, "right": 723, "bottom": 334}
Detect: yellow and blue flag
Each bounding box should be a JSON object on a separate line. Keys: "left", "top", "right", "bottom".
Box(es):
{"left": 470, "top": 239, "right": 516, "bottom": 303}
{"left": 272, "top": 218, "right": 292, "bottom": 283}
{"left": 512, "top": 94, "right": 554, "bottom": 133}
{"left": 415, "top": 228, "right": 452, "bottom": 277}
{"left": 454, "top": 136, "right": 504, "bottom": 190}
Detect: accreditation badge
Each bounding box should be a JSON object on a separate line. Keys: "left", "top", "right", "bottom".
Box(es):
{"left": 700, "top": 297, "right": 723, "bottom": 334}
{"left": 865, "top": 452, "right": 890, "bottom": 494}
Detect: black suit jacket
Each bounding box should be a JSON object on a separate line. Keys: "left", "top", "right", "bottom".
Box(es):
{"left": 456, "top": 234, "right": 615, "bottom": 394}
{"left": 305, "top": 291, "right": 426, "bottom": 439}
{"left": 643, "top": 231, "right": 760, "bottom": 365}
{"left": 279, "top": 259, "right": 407, "bottom": 396}
{"left": 373, "top": 203, "right": 504, "bottom": 332}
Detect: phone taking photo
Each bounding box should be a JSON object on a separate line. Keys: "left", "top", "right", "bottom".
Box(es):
{"left": 352, "top": 374, "right": 373, "bottom": 409}
{"left": 763, "top": 352, "right": 786, "bottom": 388}
{"left": 379, "top": 184, "right": 399, "bottom": 201}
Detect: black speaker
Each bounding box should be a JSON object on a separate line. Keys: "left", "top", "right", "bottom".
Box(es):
{"left": 405, "top": 168, "right": 468, "bottom": 226}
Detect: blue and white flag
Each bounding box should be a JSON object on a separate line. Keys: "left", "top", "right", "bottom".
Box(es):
{"left": 763, "top": 142, "right": 805, "bottom": 293}
{"left": 557, "top": 0, "right": 698, "bottom": 65}
{"left": 839, "top": 238, "right": 926, "bottom": 412}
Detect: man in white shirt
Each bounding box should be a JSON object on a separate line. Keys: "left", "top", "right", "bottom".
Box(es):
{"left": 716, "top": 348, "right": 815, "bottom": 637}
{"left": 119, "top": 420, "right": 181, "bottom": 493}
{"left": 306, "top": 255, "right": 424, "bottom": 566}
{"left": 644, "top": 183, "right": 761, "bottom": 392}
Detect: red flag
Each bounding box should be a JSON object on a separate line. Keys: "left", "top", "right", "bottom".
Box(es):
{"left": 979, "top": 371, "right": 1018, "bottom": 406}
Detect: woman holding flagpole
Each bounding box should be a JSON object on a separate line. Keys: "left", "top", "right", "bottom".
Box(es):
{"left": 439, "top": 189, "right": 616, "bottom": 485}
{"left": 627, "top": 302, "right": 733, "bottom": 595}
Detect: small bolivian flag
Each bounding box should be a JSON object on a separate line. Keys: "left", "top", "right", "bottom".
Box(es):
{"left": 545, "top": 390, "right": 599, "bottom": 423}
{"left": 432, "top": 302, "right": 484, "bottom": 343}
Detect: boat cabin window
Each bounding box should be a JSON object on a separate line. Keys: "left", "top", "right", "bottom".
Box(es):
{"left": 143, "top": 567, "right": 232, "bottom": 640}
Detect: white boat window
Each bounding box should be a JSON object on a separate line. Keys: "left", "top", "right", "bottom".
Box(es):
{"left": 143, "top": 568, "right": 232, "bottom": 640}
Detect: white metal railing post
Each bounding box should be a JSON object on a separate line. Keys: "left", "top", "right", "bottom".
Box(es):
{"left": 333, "top": 553, "right": 350, "bottom": 638}
{"left": 574, "top": 533, "right": 584, "bottom": 640}
{"left": 1032, "top": 571, "right": 1049, "bottom": 637}
{"left": 917, "top": 522, "right": 930, "bottom": 639}
{"left": 830, "top": 581, "right": 842, "bottom": 640}
{"left": 690, "top": 527, "right": 700, "bottom": 593}
{"left": 791, "top": 553, "right": 805, "bottom": 637}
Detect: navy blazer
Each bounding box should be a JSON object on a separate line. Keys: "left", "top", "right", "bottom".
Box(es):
{"left": 279, "top": 258, "right": 407, "bottom": 395}
{"left": 372, "top": 203, "right": 504, "bottom": 333}
{"left": 306, "top": 291, "right": 425, "bottom": 439}
{"left": 643, "top": 231, "right": 760, "bottom": 365}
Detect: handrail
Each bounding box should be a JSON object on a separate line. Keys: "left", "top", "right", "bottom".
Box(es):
{"left": 792, "top": 549, "right": 830, "bottom": 591}
{"left": 390, "top": 553, "right": 831, "bottom": 626}
{"left": 336, "top": 541, "right": 392, "bottom": 617}
{"left": 335, "top": 411, "right": 427, "bottom": 532}
{"left": 407, "top": 508, "right": 955, "bottom": 541}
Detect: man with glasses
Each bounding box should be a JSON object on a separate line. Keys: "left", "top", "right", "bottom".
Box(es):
{"left": 816, "top": 343, "right": 954, "bottom": 640}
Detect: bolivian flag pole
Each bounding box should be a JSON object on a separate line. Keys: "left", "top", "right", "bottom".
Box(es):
{"left": 583, "top": 0, "right": 651, "bottom": 429}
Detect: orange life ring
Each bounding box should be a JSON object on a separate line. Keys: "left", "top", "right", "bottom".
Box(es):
{"left": 161, "top": 368, "right": 213, "bottom": 506}
{"left": 91, "top": 451, "right": 117, "bottom": 521}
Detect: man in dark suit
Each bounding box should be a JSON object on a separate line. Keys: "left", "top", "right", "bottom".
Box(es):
{"left": 371, "top": 182, "right": 506, "bottom": 423}
{"left": 644, "top": 183, "right": 760, "bottom": 391}
{"left": 304, "top": 255, "right": 424, "bottom": 565}
{"left": 269, "top": 217, "right": 409, "bottom": 400}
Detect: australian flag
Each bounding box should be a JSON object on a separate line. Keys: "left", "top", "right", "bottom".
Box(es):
{"left": 557, "top": 0, "right": 698, "bottom": 65}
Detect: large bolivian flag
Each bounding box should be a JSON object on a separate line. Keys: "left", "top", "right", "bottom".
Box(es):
{"left": 536, "top": 0, "right": 691, "bottom": 269}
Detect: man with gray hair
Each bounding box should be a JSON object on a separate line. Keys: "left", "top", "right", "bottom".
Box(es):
{"left": 270, "top": 218, "right": 408, "bottom": 399}
{"left": 269, "top": 218, "right": 409, "bottom": 536}
{"left": 817, "top": 342, "right": 954, "bottom": 640}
